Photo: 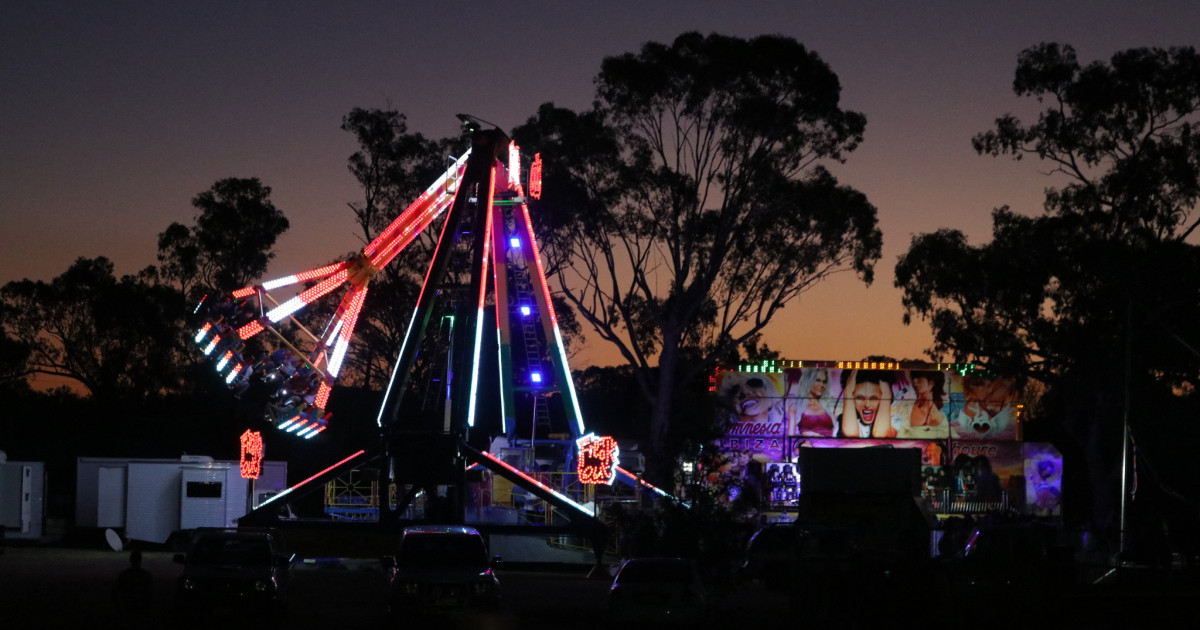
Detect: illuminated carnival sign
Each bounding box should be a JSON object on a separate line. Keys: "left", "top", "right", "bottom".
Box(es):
{"left": 239, "top": 430, "right": 264, "bottom": 479}
{"left": 528, "top": 153, "right": 543, "bottom": 199}
{"left": 576, "top": 433, "right": 619, "bottom": 485}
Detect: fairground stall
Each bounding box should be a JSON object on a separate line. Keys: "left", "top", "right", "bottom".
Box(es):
{"left": 711, "top": 360, "right": 1063, "bottom": 520}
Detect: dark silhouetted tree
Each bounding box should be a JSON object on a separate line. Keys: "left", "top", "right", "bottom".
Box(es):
{"left": 514, "top": 32, "right": 881, "bottom": 477}
{"left": 157, "top": 177, "right": 289, "bottom": 303}
{"left": 896, "top": 43, "right": 1200, "bottom": 535}
{"left": 0, "top": 316, "right": 31, "bottom": 396}
{"left": 0, "top": 257, "right": 187, "bottom": 405}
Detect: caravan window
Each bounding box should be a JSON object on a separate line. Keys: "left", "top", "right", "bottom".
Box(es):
{"left": 186, "top": 481, "right": 223, "bottom": 498}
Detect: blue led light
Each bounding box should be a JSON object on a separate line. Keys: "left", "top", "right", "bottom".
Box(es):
{"left": 520, "top": 305, "right": 531, "bottom": 316}
{"left": 510, "top": 237, "right": 521, "bottom": 249}
{"left": 531, "top": 372, "right": 542, "bottom": 383}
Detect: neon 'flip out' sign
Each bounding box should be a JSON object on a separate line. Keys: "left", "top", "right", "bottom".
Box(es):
{"left": 240, "top": 429, "right": 264, "bottom": 479}
{"left": 528, "top": 153, "right": 543, "bottom": 199}
{"left": 576, "top": 433, "right": 619, "bottom": 485}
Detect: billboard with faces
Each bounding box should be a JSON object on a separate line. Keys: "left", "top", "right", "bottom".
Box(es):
{"left": 716, "top": 371, "right": 788, "bottom": 476}
{"left": 715, "top": 372, "right": 792, "bottom": 484}
{"left": 716, "top": 366, "right": 1021, "bottom": 447}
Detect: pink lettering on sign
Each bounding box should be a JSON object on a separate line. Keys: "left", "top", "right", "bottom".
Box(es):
{"left": 727, "top": 422, "right": 784, "bottom": 436}
{"left": 953, "top": 444, "right": 999, "bottom": 456}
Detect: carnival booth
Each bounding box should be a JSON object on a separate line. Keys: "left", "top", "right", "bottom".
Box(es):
{"left": 712, "top": 360, "right": 1063, "bottom": 518}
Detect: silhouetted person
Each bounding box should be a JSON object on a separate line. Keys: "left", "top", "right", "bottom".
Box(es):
{"left": 589, "top": 523, "right": 609, "bottom": 579}
{"left": 114, "top": 549, "right": 153, "bottom": 628}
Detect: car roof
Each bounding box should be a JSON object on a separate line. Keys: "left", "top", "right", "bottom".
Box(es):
{"left": 621, "top": 557, "right": 694, "bottom": 566}
{"left": 402, "top": 525, "right": 481, "bottom": 536}
{"left": 615, "top": 557, "right": 699, "bottom": 582}
{"left": 194, "top": 528, "right": 276, "bottom": 540}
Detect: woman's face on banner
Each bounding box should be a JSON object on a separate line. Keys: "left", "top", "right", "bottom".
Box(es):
{"left": 810, "top": 370, "right": 829, "bottom": 398}
{"left": 725, "top": 375, "right": 770, "bottom": 418}
{"left": 853, "top": 382, "right": 882, "bottom": 425}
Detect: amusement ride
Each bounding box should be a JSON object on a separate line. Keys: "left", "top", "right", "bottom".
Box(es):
{"left": 190, "top": 122, "right": 666, "bottom": 544}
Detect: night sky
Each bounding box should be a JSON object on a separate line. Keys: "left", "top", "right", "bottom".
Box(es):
{"left": 3, "top": 1, "right": 1197, "bottom": 370}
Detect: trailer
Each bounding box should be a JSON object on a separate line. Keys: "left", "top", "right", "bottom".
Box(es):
{"left": 1, "top": 453, "right": 45, "bottom": 541}
{"left": 75, "top": 456, "right": 286, "bottom": 544}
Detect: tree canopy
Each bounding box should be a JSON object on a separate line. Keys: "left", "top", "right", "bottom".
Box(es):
{"left": 0, "top": 315, "right": 32, "bottom": 396}
{"left": 157, "top": 177, "right": 289, "bottom": 302}
{"left": 0, "top": 257, "right": 186, "bottom": 403}
{"left": 514, "top": 32, "right": 881, "bottom": 469}
{"left": 2, "top": 176, "right": 291, "bottom": 408}
{"left": 896, "top": 43, "right": 1200, "bottom": 532}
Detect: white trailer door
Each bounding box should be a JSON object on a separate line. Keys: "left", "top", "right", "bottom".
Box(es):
{"left": 97, "top": 466, "right": 127, "bottom": 528}
{"left": 0, "top": 465, "right": 24, "bottom": 529}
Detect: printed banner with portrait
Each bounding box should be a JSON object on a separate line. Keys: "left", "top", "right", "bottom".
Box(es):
{"left": 716, "top": 366, "right": 1022, "bottom": 444}
{"left": 715, "top": 365, "right": 1030, "bottom": 510}
{"left": 1024, "top": 442, "right": 1063, "bottom": 516}
{"left": 941, "top": 441, "right": 1026, "bottom": 512}
{"left": 947, "top": 374, "right": 1020, "bottom": 441}
{"left": 716, "top": 371, "right": 788, "bottom": 462}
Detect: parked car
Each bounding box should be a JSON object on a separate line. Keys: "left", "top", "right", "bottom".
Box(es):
{"left": 741, "top": 523, "right": 798, "bottom": 587}
{"left": 940, "top": 521, "right": 1077, "bottom": 616}
{"left": 606, "top": 557, "right": 709, "bottom": 627}
{"left": 173, "top": 528, "right": 293, "bottom": 625}
{"left": 385, "top": 525, "right": 502, "bottom": 619}
{"left": 743, "top": 523, "right": 859, "bottom": 590}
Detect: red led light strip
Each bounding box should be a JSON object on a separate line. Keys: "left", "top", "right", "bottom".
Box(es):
{"left": 363, "top": 158, "right": 463, "bottom": 259}
{"left": 266, "top": 269, "right": 351, "bottom": 323}
{"left": 295, "top": 269, "right": 351, "bottom": 307}
{"left": 257, "top": 449, "right": 366, "bottom": 508}
{"left": 313, "top": 381, "right": 332, "bottom": 409}
{"left": 615, "top": 466, "right": 677, "bottom": 502}
{"left": 368, "top": 198, "right": 432, "bottom": 266}
{"left": 292, "top": 262, "right": 351, "bottom": 284}
{"left": 237, "top": 320, "right": 265, "bottom": 340}
{"left": 479, "top": 451, "right": 590, "bottom": 514}
{"left": 369, "top": 192, "right": 456, "bottom": 269}
{"left": 235, "top": 261, "right": 351, "bottom": 298}
{"left": 329, "top": 285, "right": 368, "bottom": 376}
{"left": 520, "top": 202, "right": 559, "bottom": 329}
